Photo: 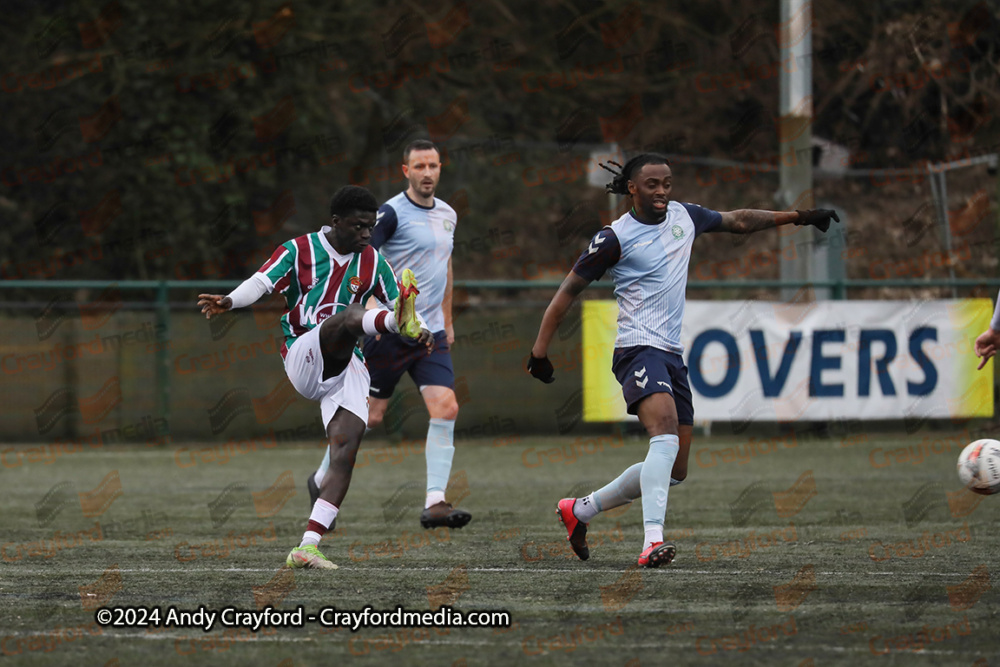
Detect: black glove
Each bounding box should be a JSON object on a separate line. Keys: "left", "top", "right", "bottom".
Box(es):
{"left": 795, "top": 209, "right": 840, "bottom": 232}
{"left": 527, "top": 354, "right": 555, "bottom": 384}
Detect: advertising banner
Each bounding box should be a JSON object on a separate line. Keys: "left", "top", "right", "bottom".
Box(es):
{"left": 582, "top": 299, "right": 993, "bottom": 422}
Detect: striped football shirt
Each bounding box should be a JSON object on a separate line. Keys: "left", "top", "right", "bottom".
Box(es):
{"left": 254, "top": 225, "right": 400, "bottom": 359}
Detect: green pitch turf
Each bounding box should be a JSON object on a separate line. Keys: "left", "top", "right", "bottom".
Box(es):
{"left": 2, "top": 429, "right": 998, "bottom": 666}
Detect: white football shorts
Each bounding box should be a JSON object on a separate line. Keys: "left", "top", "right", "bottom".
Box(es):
{"left": 283, "top": 325, "right": 370, "bottom": 428}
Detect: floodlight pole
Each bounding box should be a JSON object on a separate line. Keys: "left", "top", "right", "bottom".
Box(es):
{"left": 778, "top": 0, "right": 816, "bottom": 300}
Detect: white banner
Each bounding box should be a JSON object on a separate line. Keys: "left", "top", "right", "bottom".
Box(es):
{"left": 583, "top": 299, "right": 993, "bottom": 422}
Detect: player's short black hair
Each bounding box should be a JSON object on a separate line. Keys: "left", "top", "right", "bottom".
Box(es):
{"left": 601, "top": 153, "right": 672, "bottom": 195}
{"left": 329, "top": 185, "right": 378, "bottom": 218}
{"left": 403, "top": 139, "right": 440, "bottom": 163}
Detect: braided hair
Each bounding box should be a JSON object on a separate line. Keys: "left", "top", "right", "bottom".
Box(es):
{"left": 600, "top": 153, "right": 672, "bottom": 195}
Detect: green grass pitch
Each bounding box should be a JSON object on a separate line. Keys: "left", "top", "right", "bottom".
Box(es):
{"left": 2, "top": 428, "right": 998, "bottom": 666}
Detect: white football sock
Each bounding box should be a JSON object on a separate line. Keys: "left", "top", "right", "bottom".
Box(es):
{"left": 573, "top": 493, "right": 599, "bottom": 523}
{"left": 644, "top": 526, "right": 663, "bottom": 550}
{"left": 300, "top": 498, "right": 339, "bottom": 547}
{"left": 314, "top": 446, "right": 330, "bottom": 487}
{"left": 362, "top": 309, "right": 398, "bottom": 335}
{"left": 425, "top": 490, "right": 446, "bottom": 508}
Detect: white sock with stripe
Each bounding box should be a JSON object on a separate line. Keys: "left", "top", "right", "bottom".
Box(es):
{"left": 300, "top": 498, "right": 339, "bottom": 547}
{"left": 362, "top": 309, "right": 398, "bottom": 335}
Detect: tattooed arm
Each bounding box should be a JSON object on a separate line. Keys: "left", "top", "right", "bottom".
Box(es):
{"left": 716, "top": 209, "right": 840, "bottom": 234}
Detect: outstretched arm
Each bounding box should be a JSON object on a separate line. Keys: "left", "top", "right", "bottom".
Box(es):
{"left": 198, "top": 274, "right": 270, "bottom": 319}
{"left": 200, "top": 242, "right": 295, "bottom": 319}
{"left": 716, "top": 208, "right": 839, "bottom": 234}
{"left": 528, "top": 271, "right": 591, "bottom": 382}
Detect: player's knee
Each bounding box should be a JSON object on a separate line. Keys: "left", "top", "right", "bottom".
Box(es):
{"left": 336, "top": 449, "right": 360, "bottom": 468}
{"left": 367, "top": 399, "right": 388, "bottom": 429}
{"left": 328, "top": 435, "right": 360, "bottom": 466}
{"left": 646, "top": 417, "right": 679, "bottom": 438}
{"left": 425, "top": 389, "right": 459, "bottom": 421}
{"left": 437, "top": 399, "right": 459, "bottom": 421}
{"left": 343, "top": 303, "right": 366, "bottom": 329}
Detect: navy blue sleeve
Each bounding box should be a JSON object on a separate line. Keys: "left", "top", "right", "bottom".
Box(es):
{"left": 572, "top": 228, "right": 621, "bottom": 281}
{"left": 370, "top": 204, "right": 398, "bottom": 250}
{"left": 682, "top": 202, "right": 723, "bottom": 236}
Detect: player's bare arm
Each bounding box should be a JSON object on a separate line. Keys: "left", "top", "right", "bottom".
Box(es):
{"left": 529, "top": 271, "right": 590, "bottom": 382}
{"left": 198, "top": 265, "right": 272, "bottom": 320}
{"left": 715, "top": 208, "right": 840, "bottom": 234}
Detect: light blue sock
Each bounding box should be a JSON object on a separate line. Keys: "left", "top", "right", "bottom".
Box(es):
{"left": 640, "top": 434, "right": 680, "bottom": 547}
{"left": 578, "top": 468, "right": 684, "bottom": 522}
{"left": 581, "top": 462, "right": 643, "bottom": 520}
{"left": 313, "top": 447, "right": 330, "bottom": 487}
{"left": 425, "top": 418, "right": 456, "bottom": 500}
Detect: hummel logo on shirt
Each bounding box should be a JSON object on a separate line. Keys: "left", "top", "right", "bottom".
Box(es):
{"left": 587, "top": 235, "right": 606, "bottom": 255}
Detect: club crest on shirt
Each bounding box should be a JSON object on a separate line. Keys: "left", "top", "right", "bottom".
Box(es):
{"left": 444, "top": 220, "right": 454, "bottom": 232}
{"left": 349, "top": 276, "right": 362, "bottom": 293}
{"left": 671, "top": 225, "right": 684, "bottom": 239}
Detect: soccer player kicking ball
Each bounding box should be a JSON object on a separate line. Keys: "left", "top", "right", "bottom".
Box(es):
{"left": 307, "top": 140, "right": 471, "bottom": 530}
{"left": 197, "top": 186, "right": 432, "bottom": 570}
{"left": 527, "top": 153, "right": 839, "bottom": 568}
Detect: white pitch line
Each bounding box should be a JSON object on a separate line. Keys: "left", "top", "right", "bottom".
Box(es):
{"left": 0, "top": 566, "right": 985, "bottom": 576}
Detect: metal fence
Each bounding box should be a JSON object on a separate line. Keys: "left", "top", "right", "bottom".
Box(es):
{"left": 2, "top": 278, "right": 998, "bottom": 444}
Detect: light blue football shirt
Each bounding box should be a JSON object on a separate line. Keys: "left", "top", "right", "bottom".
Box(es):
{"left": 572, "top": 201, "right": 722, "bottom": 354}
{"left": 371, "top": 192, "right": 457, "bottom": 333}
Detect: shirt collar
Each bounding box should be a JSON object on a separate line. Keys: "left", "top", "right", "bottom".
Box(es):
{"left": 318, "top": 226, "right": 353, "bottom": 262}
{"left": 404, "top": 192, "right": 435, "bottom": 210}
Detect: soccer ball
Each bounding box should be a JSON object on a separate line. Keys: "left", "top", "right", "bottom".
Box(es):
{"left": 956, "top": 439, "right": 1000, "bottom": 496}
